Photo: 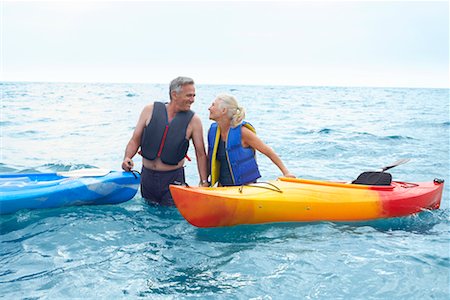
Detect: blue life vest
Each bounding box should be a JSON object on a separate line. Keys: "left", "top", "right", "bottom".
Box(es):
{"left": 208, "top": 121, "right": 261, "bottom": 186}
{"left": 141, "top": 102, "right": 194, "bottom": 165}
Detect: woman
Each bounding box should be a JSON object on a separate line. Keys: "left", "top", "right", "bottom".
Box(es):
{"left": 207, "top": 94, "right": 295, "bottom": 186}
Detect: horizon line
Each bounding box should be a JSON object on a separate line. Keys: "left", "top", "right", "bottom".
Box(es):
{"left": 1, "top": 79, "right": 448, "bottom": 90}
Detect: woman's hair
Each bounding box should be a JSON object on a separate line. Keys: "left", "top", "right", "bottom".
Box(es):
{"left": 216, "top": 94, "right": 245, "bottom": 127}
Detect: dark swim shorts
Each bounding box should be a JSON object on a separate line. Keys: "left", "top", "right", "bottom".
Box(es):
{"left": 140, "top": 166, "right": 185, "bottom": 206}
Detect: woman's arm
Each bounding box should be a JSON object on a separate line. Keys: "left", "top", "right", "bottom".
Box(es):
{"left": 241, "top": 126, "right": 295, "bottom": 178}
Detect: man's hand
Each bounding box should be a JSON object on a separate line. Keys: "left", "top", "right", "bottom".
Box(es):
{"left": 122, "top": 158, "right": 134, "bottom": 171}
{"left": 199, "top": 179, "right": 210, "bottom": 187}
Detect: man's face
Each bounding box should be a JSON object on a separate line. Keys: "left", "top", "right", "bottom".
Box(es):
{"left": 172, "top": 84, "right": 195, "bottom": 111}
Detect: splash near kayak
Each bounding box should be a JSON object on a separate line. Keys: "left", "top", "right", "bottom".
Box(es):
{"left": 170, "top": 177, "right": 444, "bottom": 228}
{"left": 0, "top": 170, "right": 140, "bottom": 215}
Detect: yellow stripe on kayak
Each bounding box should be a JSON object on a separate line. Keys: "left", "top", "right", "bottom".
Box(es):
{"left": 228, "top": 182, "right": 381, "bottom": 225}
{"left": 172, "top": 180, "right": 383, "bottom": 227}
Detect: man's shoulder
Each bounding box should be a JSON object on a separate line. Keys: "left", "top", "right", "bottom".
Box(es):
{"left": 143, "top": 102, "right": 155, "bottom": 110}
{"left": 140, "top": 104, "right": 153, "bottom": 116}
{"left": 189, "top": 113, "right": 202, "bottom": 123}
{"left": 144, "top": 101, "right": 165, "bottom": 108}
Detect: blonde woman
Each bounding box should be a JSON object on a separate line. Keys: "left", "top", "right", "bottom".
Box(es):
{"left": 207, "top": 94, "right": 295, "bottom": 186}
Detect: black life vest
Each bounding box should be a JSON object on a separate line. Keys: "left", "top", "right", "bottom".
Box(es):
{"left": 140, "top": 102, "right": 194, "bottom": 165}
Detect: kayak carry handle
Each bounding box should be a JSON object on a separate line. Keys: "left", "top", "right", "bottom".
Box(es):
{"left": 239, "top": 182, "right": 283, "bottom": 194}
{"left": 434, "top": 178, "right": 444, "bottom": 184}
{"left": 130, "top": 169, "right": 141, "bottom": 179}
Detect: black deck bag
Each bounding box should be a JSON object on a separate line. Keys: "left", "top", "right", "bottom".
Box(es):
{"left": 352, "top": 172, "right": 392, "bottom": 186}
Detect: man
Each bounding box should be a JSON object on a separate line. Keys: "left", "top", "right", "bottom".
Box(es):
{"left": 121, "top": 76, "right": 209, "bottom": 205}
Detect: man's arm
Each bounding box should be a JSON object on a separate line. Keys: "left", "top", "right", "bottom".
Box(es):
{"left": 121, "top": 105, "right": 152, "bottom": 171}
{"left": 190, "top": 115, "right": 209, "bottom": 186}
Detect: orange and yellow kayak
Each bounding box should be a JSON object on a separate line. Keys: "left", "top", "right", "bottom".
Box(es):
{"left": 169, "top": 177, "right": 444, "bottom": 228}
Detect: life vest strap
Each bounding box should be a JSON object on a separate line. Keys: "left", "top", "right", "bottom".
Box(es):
{"left": 157, "top": 125, "right": 169, "bottom": 157}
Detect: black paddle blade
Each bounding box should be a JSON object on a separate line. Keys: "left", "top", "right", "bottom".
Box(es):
{"left": 380, "top": 158, "right": 410, "bottom": 172}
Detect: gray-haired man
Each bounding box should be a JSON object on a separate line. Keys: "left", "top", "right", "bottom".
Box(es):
{"left": 122, "top": 76, "right": 209, "bottom": 205}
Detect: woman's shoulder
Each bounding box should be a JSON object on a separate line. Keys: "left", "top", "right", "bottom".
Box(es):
{"left": 241, "top": 121, "right": 256, "bottom": 134}
{"left": 241, "top": 123, "right": 257, "bottom": 136}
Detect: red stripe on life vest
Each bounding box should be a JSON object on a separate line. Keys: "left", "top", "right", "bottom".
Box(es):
{"left": 157, "top": 125, "right": 169, "bottom": 157}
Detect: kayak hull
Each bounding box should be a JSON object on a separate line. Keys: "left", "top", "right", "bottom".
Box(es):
{"left": 0, "top": 171, "right": 140, "bottom": 215}
{"left": 169, "top": 177, "right": 444, "bottom": 228}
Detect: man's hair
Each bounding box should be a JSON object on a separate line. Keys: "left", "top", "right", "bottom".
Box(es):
{"left": 169, "top": 76, "right": 194, "bottom": 100}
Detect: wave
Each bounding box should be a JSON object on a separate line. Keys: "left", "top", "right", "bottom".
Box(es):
{"left": 1, "top": 163, "right": 101, "bottom": 174}
{"left": 125, "top": 92, "right": 137, "bottom": 97}
{"left": 17, "top": 130, "right": 40, "bottom": 136}
{"left": 347, "top": 132, "right": 414, "bottom": 140}
{"left": 298, "top": 128, "right": 336, "bottom": 135}
{"left": 352, "top": 131, "right": 376, "bottom": 137}
{"left": 295, "top": 129, "right": 416, "bottom": 145}
{"left": 0, "top": 163, "right": 17, "bottom": 173}
{"left": 318, "top": 128, "right": 333, "bottom": 134}
{"left": 37, "top": 163, "right": 99, "bottom": 172}
{"left": 195, "top": 209, "right": 450, "bottom": 242}
{"left": 338, "top": 209, "right": 449, "bottom": 233}
{"left": 0, "top": 121, "right": 14, "bottom": 126}
{"left": 382, "top": 135, "right": 414, "bottom": 140}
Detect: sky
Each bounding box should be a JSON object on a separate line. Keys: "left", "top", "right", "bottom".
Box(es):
{"left": 1, "top": 0, "right": 449, "bottom": 88}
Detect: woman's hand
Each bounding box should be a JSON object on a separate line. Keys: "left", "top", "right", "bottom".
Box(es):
{"left": 282, "top": 172, "right": 296, "bottom": 178}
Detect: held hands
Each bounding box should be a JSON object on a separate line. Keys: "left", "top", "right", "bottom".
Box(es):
{"left": 122, "top": 158, "right": 134, "bottom": 172}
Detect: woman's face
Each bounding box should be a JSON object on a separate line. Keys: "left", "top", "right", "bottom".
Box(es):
{"left": 208, "top": 98, "right": 224, "bottom": 121}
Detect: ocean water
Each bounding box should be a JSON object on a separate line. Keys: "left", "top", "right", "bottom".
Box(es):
{"left": 1, "top": 81, "right": 449, "bottom": 299}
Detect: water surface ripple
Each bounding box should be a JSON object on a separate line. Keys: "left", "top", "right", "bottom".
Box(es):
{"left": 1, "top": 82, "right": 449, "bottom": 299}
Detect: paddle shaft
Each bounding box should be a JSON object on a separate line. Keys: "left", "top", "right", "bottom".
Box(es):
{"left": 378, "top": 158, "right": 410, "bottom": 172}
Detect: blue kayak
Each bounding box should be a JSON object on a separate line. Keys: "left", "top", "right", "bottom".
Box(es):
{"left": 0, "top": 170, "right": 140, "bottom": 215}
